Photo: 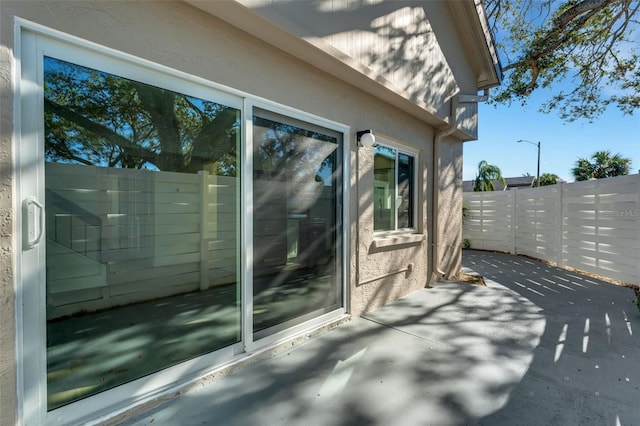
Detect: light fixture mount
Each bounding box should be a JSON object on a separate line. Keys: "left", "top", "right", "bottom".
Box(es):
{"left": 357, "top": 130, "right": 376, "bottom": 148}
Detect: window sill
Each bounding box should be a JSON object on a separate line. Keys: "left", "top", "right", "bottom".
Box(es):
{"left": 372, "top": 233, "right": 425, "bottom": 249}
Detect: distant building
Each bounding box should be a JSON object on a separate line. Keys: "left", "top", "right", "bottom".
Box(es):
{"left": 463, "top": 176, "right": 536, "bottom": 192}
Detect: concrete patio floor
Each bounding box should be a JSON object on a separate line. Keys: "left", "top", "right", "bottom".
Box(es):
{"left": 122, "top": 250, "right": 640, "bottom": 426}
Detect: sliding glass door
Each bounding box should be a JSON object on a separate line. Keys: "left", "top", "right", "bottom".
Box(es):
{"left": 252, "top": 109, "right": 343, "bottom": 339}
{"left": 42, "top": 56, "right": 242, "bottom": 409}
{"left": 19, "top": 29, "right": 345, "bottom": 424}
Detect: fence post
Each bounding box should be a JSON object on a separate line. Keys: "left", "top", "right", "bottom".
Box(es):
{"left": 479, "top": 194, "right": 484, "bottom": 250}
{"left": 510, "top": 188, "right": 517, "bottom": 254}
{"left": 199, "top": 170, "right": 210, "bottom": 291}
{"left": 637, "top": 174, "right": 640, "bottom": 284}
{"left": 556, "top": 181, "right": 564, "bottom": 267}
{"left": 595, "top": 178, "right": 601, "bottom": 271}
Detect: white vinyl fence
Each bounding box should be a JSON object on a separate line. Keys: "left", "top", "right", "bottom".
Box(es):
{"left": 463, "top": 174, "right": 640, "bottom": 284}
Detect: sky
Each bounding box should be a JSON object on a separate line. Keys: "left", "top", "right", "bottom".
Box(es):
{"left": 463, "top": 94, "right": 640, "bottom": 183}
{"left": 463, "top": 1, "right": 640, "bottom": 184}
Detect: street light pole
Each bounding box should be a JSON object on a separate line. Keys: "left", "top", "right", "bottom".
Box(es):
{"left": 517, "top": 139, "right": 541, "bottom": 187}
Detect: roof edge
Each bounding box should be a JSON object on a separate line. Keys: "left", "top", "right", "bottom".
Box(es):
{"left": 449, "top": 0, "right": 503, "bottom": 89}
{"left": 474, "top": 0, "right": 504, "bottom": 85}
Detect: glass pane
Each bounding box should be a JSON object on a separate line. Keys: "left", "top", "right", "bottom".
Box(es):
{"left": 44, "top": 57, "right": 241, "bottom": 409}
{"left": 397, "top": 153, "right": 414, "bottom": 229}
{"left": 373, "top": 145, "right": 397, "bottom": 231}
{"left": 252, "top": 112, "right": 341, "bottom": 336}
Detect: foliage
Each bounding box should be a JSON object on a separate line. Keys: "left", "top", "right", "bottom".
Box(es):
{"left": 473, "top": 160, "right": 507, "bottom": 191}
{"left": 571, "top": 150, "right": 632, "bottom": 180}
{"left": 44, "top": 57, "right": 338, "bottom": 182}
{"left": 534, "top": 173, "right": 560, "bottom": 186}
{"left": 462, "top": 205, "right": 471, "bottom": 249}
{"left": 253, "top": 116, "right": 338, "bottom": 187}
{"left": 485, "top": 0, "right": 640, "bottom": 121}
{"left": 44, "top": 57, "right": 240, "bottom": 175}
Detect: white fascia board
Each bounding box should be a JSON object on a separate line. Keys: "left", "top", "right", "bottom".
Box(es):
{"left": 183, "top": 0, "right": 449, "bottom": 129}
{"left": 449, "top": 0, "right": 503, "bottom": 89}
{"left": 473, "top": 0, "right": 503, "bottom": 85}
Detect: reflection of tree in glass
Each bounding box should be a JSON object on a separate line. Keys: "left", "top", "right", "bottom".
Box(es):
{"left": 373, "top": 144, "right": 395, "bottom": 159}
{"left": 44, "top": 57, "right": 239, "bottom": 175}
{"left": 253, "top": 117, "right": 338, "bottom": 186}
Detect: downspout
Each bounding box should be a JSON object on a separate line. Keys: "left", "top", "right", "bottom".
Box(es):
{"left": 430, "top": 89, "right": 489, "bottom": 283}
{"left": 431, "top": 96, "right": 458, "bottom": 281}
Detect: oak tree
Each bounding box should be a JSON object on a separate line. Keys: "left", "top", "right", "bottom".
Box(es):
{"left": 485, "top": 0, "right": 639, "bottom": 121}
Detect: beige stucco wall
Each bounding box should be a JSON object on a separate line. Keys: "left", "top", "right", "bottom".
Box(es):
{"left": 0, "top": 1, "right": 468, "bottom": 422}
{"left": 437, "top": 139, "right": 464, "bottom": 278}
{"left": 236, "top": 0, "right": 479, "bottom": 120}
{"left": 349, "top": 134, "right": 432, "bottom": 316}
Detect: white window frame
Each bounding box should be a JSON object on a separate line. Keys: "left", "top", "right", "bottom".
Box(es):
{"left": 14, "top": 18, "right": 350, "bottom": 426}
{"left": 372, "top": 137, "right": 419, "bottom": 236}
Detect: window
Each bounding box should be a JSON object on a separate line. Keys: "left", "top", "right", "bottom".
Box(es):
{"left": 252, "top": 109, "right": 342, "bottom": 338}
{"left": 373, "top": 142, "right": 417, "bottom": 232}
{"left": 43, "top": 56, "right": 242, "bottom": 409}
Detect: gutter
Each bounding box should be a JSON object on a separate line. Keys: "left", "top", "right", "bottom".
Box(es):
{"left": 458, "top": 89, "right": 489, "bottom": 103}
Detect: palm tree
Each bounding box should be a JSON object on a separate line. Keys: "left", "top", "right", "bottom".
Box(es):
{"left": 571, "top": 150, "right": 631, "bottom": 181}
{"left": 572, "top": 158, "right": 593, "bottom": 181}
{"left": 473, "top": 160, "right": 507, "bottom": 191}
{"left": 534, "top": 173, "right": 560, "bottom": 186}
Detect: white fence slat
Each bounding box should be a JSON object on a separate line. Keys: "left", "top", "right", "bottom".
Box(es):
{"left": 463, "top": 174, "right": 640, "bottom": 284}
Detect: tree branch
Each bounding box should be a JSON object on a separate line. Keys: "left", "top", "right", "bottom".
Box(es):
{"left": 45, "top": 98, "right": 160, "bottom": 167}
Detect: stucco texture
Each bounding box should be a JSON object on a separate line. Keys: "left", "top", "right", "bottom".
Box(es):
{"left": 437, "top": 138, "right": 464, "bottom": 278}
{"left": 0, "top": 8, "right": 17, "bottom": 425}
{"left": 237, "top": 0, "right": 478, "bottom": 120}
{"left": 1, "top": 1, "right": 467, "bottom": 422}
{"left": 349, "top": 139, "right": 432, "bottom": 316}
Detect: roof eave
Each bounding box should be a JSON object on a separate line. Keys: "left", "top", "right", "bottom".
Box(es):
{"left": 449, "top": 0, "right": 503, "bottom": 90}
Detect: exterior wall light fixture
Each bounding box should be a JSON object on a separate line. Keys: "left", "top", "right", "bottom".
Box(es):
{"left": 357, "top": 130, "right": 376, "bottom": 148}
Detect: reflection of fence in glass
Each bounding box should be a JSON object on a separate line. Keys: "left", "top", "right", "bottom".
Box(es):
{"left": 45, "top": 163, "right": 238, "bottom": 319}
{"left": 43, "top": 54, "right": 242, "bottom": 319}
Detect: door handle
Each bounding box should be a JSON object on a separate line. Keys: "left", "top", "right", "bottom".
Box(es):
{"left": 23, "top": 196, "right": 45, "bottom": 250}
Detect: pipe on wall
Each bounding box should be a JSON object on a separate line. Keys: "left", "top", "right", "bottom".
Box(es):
{"left": 430, "top": 97, "right": 458, "bottom": 281}
{"left": 430, "top": 89, "right": 490, "bottom": 283}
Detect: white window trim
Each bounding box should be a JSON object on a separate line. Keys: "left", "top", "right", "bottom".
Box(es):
{"left": 14, "top": 18, "right": 350, "bottom": 426}
{"left": 372, "top": 136, "right": 419, "bottom": 238}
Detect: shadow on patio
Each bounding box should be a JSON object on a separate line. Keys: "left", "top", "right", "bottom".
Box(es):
{"left": 465, "top": 250, "right": 640, "bottom": 426}
{"left": 123, "top": 250, "right": 639, "bottom": 426}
